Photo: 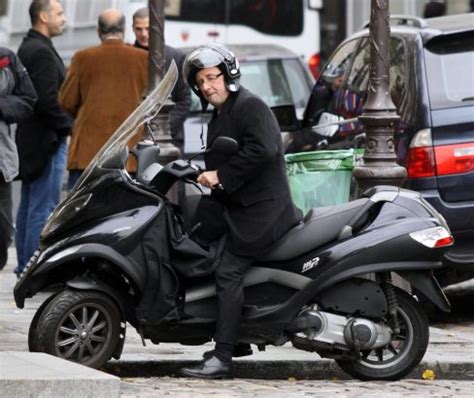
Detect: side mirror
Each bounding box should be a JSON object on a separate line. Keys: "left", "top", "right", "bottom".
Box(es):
{"left": 311, "top": 112, "right": 344, "bottom": 137}
{"left": 271, "top": 105, "right": 299, "bottom": 132}
{"left": 209, "top": 136, "right": 239, "bottom": 156}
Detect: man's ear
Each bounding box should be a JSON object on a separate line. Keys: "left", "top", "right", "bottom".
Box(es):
{"left": 38, "top": 10, "right": 49, "bottom": 25}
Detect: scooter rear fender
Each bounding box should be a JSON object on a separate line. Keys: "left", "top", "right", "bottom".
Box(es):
{"left": 244, "top": 260, "right": 449, "bottom": 326}
{"left": 314, "top": 261, "right": 450, "bottom": 312}
{"left": 14, "top": 243, "right": 146, "bottom": 308}
{"left": 397, "top": 270, "right": 450, "bottom": 312}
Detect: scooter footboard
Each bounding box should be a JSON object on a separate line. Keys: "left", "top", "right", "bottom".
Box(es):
{"left": 396, "top": 270, "right": 451, "bottom": 312}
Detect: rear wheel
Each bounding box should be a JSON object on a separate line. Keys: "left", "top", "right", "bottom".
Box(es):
{"left": 336, "top": 289, "right": 429, "bottom": 380}
{"left": 33, "top": 289, "right": 122, "bottom": 368}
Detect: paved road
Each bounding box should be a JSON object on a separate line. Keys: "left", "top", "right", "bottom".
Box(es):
{"left": 119, "top": 378, "right": 474, "bottom": 397}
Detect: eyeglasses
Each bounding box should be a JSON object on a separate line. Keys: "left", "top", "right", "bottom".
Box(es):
{"left": 195, "top": 72, "right": 223, "bottom": 88}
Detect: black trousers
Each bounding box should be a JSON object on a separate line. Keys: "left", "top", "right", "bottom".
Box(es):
{"left": 0, "top": 175, "right": 13, "bottom": 270}
{"left": 213, "top": 249, "right": 253, "bottom": 345}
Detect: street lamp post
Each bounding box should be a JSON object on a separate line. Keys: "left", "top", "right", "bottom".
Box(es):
{"left": 352, "top": 0, "right": 406, "bottom": 194}
{"left": 146, "top": 0, "right": 180, "bottom": 164}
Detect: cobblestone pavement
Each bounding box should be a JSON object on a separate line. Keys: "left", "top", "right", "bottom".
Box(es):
{"left": 119, "top": 278, "right": 474, "bottom": 397}
{"left": 119, "top": 378, "right": 474, "bottom": 397}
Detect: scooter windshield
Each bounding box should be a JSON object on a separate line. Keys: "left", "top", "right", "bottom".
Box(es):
{"left": 71, "top": 61, "right": 179, "bottom": 193}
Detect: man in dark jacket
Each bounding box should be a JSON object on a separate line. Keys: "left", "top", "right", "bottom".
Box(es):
{"left": 14, "top": 0, "right": 73, "bottom": 275}
{"left": 0, "top": 47, "right": 37, "bottom": 271}
{"left": 180, "top": 43, "right": 302, "bottom": 379}
{"left": 132, "top": 7, "right": 190, "bottom": 152}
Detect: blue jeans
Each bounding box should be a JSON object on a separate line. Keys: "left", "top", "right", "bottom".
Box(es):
{"left": 15, "top": 138, "right": 67, "bottom": 274}
{"left": 0, "top": 175, "right": 13, "bottom": 270}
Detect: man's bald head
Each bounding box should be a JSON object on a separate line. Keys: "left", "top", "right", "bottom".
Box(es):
{"left": 97, "top": 8, "right": 125, "bottom": 41}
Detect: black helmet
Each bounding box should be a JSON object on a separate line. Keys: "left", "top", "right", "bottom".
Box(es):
{"left": 183, "top": 43, "right": 241, "bottom": 110}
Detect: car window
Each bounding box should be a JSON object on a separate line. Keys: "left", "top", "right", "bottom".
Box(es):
{"left": 189, "top": 58, "right": 312, "bottom": 112}
{"left": 345, "top": 37, "right": 410, "bottom": 117}
{"left": 337, "top": 37, "right": 411, "bottom": 156}
{"left": 424, "top": 32, "right": 474, "bottom": 109}
{"left": 302, "top": 39, "right": 358, "bottom": 126}
{"left": 281, "top": 59, "right": 312, "bottom": 109}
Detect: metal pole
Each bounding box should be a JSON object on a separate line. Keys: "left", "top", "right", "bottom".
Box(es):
{"left": 146, "top": 0, "right": 180, "bottom": 162}
{"left": 352, "top": 0, "right": 406, "bottom": 194}
{"left": 147, "top": 0, "right": 165, "bottom": 91}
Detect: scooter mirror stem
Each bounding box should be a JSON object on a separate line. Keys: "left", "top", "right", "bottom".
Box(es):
{"left": 187, "top": 149, "right": 207, "bottom": 163}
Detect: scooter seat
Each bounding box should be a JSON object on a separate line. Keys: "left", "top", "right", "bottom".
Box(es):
{"left": 261, "top": 198, "right": 370, "bottom": 262}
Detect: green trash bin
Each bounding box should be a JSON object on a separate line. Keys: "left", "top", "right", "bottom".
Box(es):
{"left": 285, "top": 149, "right": 355, "bottom": 215}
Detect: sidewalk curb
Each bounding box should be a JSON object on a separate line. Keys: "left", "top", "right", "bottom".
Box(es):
{"left": 103, "top": 358, "right": 474, "bottom": 380}
{"left": 1, "top": 352, "right": 120, "bottom": 398}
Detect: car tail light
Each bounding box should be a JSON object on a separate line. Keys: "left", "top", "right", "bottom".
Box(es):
{"left": 309, "top": 53, "right": 320, "bottom": 79}
{"left": 435, "top": 143, "right": 474, "bottom": 176}
{"left": 407, "top": 129, "right": 474, "bottom": 178}
{"left": 406, "top": 129, "right": 436, "bottom": 178}
{"left": 410, "top": 226, "right": 454, "bottom": 248}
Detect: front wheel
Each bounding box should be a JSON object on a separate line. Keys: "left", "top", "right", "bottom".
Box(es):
{"left": 336, "top": 288, "right": 429, "bottom": 381}
{"left": 32, "top": 289, "right": 122, "bottom": 368}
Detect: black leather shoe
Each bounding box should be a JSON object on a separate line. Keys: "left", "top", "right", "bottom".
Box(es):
{"left": 203, "top": 343, "right": 253, "bottom": 359}
{"left": 180, "top": 355, "right": 233, "bottom": 379}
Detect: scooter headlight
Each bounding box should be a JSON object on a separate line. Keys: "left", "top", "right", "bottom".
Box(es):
{"left": 409, "top": 226, "right": 454, "bottom": 248}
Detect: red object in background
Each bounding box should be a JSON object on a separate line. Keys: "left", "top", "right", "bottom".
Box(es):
{"left": 0, "top": 56, "right": 10, "bottom": 69}
{"left": 309, "top": 53, "right": 320, "bottom": 79}
{"left": 207, "top": 31, "right": 220, "bottom": 38}
{"left": 181, "top": 31, "right": 189, "bottom": 42}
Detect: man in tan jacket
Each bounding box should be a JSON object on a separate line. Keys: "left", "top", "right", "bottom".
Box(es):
{"left": 60, "top": 9, "right": 148, "bottom": 190}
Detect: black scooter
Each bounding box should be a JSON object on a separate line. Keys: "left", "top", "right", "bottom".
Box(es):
{"left": 14, "top": 63, "right": 453, "bottom": 381}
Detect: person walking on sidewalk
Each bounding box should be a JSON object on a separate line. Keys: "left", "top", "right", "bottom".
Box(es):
{"left": 0, "top": 47, "right": 37, "bottom": 271}
{"left": 179, "top": 43, "right": 302, "bottom": 379}
{"left": 131, "top": 7, "right": 190, "bottom": 153}
{"left": 60, "top": 9, "right": 148, "bottom": 190}
{"left": 14, "top": 0, "right": 73, "bottom": 276}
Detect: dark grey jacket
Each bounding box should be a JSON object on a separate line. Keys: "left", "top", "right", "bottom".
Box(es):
{"left": 16, "top": 29, "right": 73, "bottom": 182}
{"left": 0, "top": 47, "right": 37, "bottom": 182}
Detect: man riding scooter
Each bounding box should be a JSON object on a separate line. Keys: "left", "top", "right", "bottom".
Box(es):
{"left": 179, "top": 43, "right": 302, "bottom": 379}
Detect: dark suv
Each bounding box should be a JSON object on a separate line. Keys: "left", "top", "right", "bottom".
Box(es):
{"left": 293, "top": 14, "right": 474, "bottom": 285}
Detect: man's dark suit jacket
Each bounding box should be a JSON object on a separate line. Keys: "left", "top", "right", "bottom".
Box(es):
{"left": 205, "top": 87, "right": 302, "bottom": 256}
{"left": 16, "top": 29, "right": 73, "bottom": 182}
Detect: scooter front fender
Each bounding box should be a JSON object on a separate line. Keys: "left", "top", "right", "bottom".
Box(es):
{"left": 14, "top": 243, "right": 146, "bottom": 308}
{"left": 66, "top": 277, "right": 128, "bottom": 360}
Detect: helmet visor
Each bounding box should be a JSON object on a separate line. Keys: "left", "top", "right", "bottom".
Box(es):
{"left": 187, "top": 46, "right": 225, "bottom": 69}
